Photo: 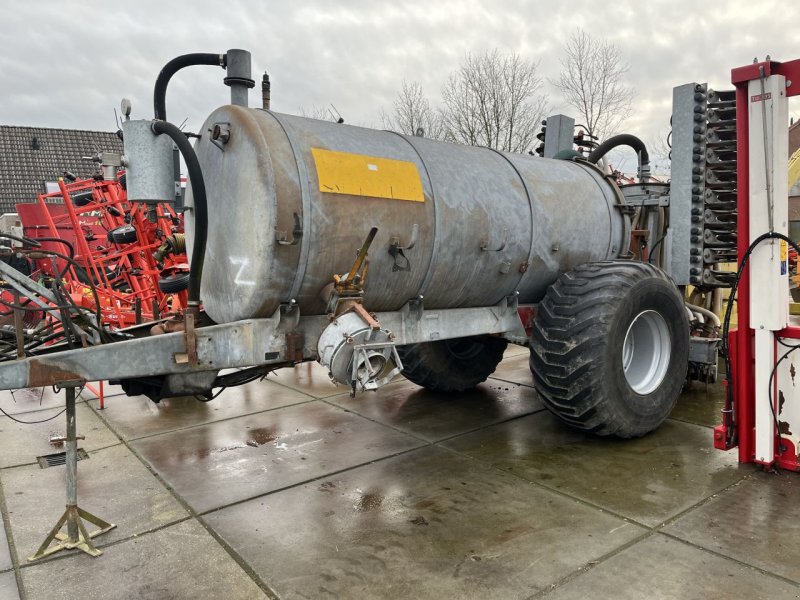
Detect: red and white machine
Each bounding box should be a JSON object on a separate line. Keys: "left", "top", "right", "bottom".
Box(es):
{"left": 718, "top": 57, "right": 800, "bottom": 470}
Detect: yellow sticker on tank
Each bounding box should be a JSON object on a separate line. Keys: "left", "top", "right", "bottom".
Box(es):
{"left": 311, "top": 148, "right": 424, "bottom": 202}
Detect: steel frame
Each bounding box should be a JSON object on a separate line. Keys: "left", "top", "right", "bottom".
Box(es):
{"left": 0, "top": 296, "right": 527, "bottom": 390}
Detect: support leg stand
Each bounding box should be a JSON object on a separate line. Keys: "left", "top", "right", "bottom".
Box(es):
{"left": 27, "top": 384, "right": 115, "bottom": 562}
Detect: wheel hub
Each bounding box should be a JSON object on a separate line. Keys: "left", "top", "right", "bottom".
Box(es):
{"left": 622, "top": 310, "right": 671, "bottom": 395}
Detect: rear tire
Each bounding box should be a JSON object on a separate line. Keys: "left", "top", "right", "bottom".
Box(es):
{"left": 398, "top": 335, "right": 508, "bottom": 392}
{"left": 529, "top": 261, "right": 689, "bottom": 438}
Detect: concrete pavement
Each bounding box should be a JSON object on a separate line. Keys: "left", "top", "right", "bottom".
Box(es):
{"left": 0, "top": 348, "right": 797, "bottom": 599}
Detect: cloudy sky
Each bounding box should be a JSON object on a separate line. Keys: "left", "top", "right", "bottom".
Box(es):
{"left": 2, "top": 0, "right": 799, "bottom": 172}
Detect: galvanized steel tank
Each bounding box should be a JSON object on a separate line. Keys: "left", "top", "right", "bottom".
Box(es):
{"left": 187, "top": 106, "right": 627, "bottom": 324}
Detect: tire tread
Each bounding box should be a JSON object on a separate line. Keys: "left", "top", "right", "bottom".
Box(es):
{"left": 530, "top": 261, "right": 685, "bottom": 438}
{"left": 398, "top": 336, "right": 507, "bottom": 393}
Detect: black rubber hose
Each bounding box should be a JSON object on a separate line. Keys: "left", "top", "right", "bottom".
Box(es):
{"left": 587, "top": 133, "right": 650, "bottom": 171}
{"left": 151, "top": 120, "right": 207, "bottom": 305}
{"left": 154, "top": 53, "right": 224, "bottom": 121}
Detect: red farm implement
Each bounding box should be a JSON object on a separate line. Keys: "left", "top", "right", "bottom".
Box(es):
{"left": 16, "top": 175, "right": 187, "bottom": 329}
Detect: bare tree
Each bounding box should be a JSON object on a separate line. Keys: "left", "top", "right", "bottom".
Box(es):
{"left": 297, "top": 105, "right": 341, "bottom": 122}
{"left": 648, "top": 125, "right": 672, "bottom": 178}
{"left": 381, "top": 81, "right": 443, "bottom": 139}
{"left": 439, "top": 50, "right": 548, "bottom": 153}
{"left": 552, "top": 28, "right": 633, "bottom": 142}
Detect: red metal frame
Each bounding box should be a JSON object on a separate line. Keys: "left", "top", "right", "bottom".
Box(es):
{"left": 724, "top": 58, "right": 800, "bottom": 466}
{"left": 517, "top": 305, "right": 536, "bottom": 338}
{"left": 18, "top": 176, "right": 187, "bottom": 329}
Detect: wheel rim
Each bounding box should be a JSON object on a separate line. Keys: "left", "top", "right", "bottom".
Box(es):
{"left": 621, "top": 310, "right": 671, "bottom": 395}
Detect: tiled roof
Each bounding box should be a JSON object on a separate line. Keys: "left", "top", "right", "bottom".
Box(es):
{"left": 0, "top": 125, "right": 122, "bottom": 214}
{"left": 790, "top": 119, "right": 800, "bottom": 155}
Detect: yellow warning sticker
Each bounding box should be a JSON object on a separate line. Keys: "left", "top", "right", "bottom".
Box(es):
{"left": 311, "top": 148, "right": 424, "bottom": 202}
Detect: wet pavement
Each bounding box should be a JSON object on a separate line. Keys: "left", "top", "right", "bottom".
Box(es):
{"left": 0, "top": 351, "right": 796, "bottom": 599}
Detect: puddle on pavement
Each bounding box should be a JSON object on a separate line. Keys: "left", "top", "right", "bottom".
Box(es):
{"left": 354, "top": 492, "right": 384, "bottom": 512}
{"left": 246, "top": 426, "right": 278, "bottom": 446}
{"left": 671, "top": 379, "right": 726, "bottom": 426}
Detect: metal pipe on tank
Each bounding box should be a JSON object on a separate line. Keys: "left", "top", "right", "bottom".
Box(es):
{"left": 224, "top": 49, "right": 254, "bottom": 107}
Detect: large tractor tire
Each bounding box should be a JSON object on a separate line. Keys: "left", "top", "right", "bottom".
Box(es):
{"left": 530, "top": 261, "right": 689, "bottom": 438}
{"left": 397, "top": 335, "right": 508, "bottom": 392}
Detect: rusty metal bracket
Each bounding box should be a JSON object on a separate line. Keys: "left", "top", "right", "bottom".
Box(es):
{"left": 631, "top": 228, "right": 651, "bottom": 262}
{"left": 329, "top": 299, "right": 381, "bottom": 331}
{"left": 184, "top": 306, "right": 199, "bottom": 365}
{"left": 285, "top": 331, "right": 305, "bottom": 363}
{"left": 350, "top": 302, "right": 380, "bottom": 331}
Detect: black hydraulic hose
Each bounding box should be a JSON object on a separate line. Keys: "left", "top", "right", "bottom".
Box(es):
{"left": 587, "top": 133, "right": 650, "bottom": 172}
{"left": 719, "top": 231, "right": 800, "bottom": 449}
{"left": 151, "top": 120, "right": 207, "bottom": 305}
{"left": 153, "top": 53, "right": 225, "bottom": 121}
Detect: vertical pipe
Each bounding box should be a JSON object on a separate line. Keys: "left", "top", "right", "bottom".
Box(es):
{"left": 224, "top": 49, "right": 254, "bottom": 107}
{"left": 711, "top": 288, "right": 723, "bottom": 316}
{"left": 262, "top": 73, "right": 271, "bottom": 110}
{"left": 65, "top": 386, "right": 78, "bottom": 540}
{"left": 734, "top": 83, "right": 753, "bottom": 463}
{"left": 13, "top": 290, "right": 24, "bottom": 359}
